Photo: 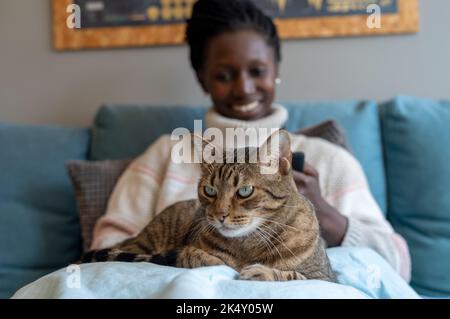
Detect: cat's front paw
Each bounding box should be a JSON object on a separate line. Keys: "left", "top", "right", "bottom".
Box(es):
{"left": 239, "top": 264, "right": 275, "bottom": 281}
{"left": 177, "top": 246, "right": 225, "bottom": 268}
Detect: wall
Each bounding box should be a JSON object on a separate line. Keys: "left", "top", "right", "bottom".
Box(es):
{"left": 0, "top": 0, "right": 449, "bottom": 127}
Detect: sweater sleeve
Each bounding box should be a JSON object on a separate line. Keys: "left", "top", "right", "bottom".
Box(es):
{"left": 325, "top": 147, "right": 412, "bottom": 282}
{"left": 91, "top": 135, "right": 172, "bottom": 250}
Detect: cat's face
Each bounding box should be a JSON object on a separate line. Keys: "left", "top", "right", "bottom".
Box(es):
{"left": 197, "top": 130, "right": 295, "bottom": 238}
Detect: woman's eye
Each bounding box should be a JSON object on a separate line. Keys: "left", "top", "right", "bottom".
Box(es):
{"left": 250, "top": 67, "right": 267, "bottom": 77}
{"left": 204, "top": 186, "right": 217, "bottom": 197}
{"left": 237, "top": 186, "right": 254, "bottom": 198}
{"left": 215, "top": 73, "right": 231, "bottom": 82}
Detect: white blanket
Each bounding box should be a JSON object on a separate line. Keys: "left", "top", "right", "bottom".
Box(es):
{"left": 12, "top": 247, "right": 419, "bottom": 299}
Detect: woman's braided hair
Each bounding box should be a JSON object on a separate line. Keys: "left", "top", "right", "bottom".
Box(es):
{"left": 186, "top": 0, "right": 281, "bottom": 72}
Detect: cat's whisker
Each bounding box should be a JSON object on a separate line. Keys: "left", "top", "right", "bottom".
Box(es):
{"left": 191, "top": 222, "right": 213, "bottom": 242}
{"left": 254, "top": 228, "right": 273, "bottom": 253}
{"left": 204, "top": 223, "right": 215, "bottom": 234}
{"left": 254, "top": 225, "right": 272, "bottom": 247}
{"left": 190, "top": 226, "right": 201, "bottom": 243}
{"left": 255, "top": 202, "right": 303, "bottom": 211}
{"left": 258, "top": 223, "right": 301, "bottom": 264}
{"left": 258, "top": 223, "right": 298, "bottom": 260}
{"left": 255, "top": 216, "right": 301, "bottom": 232}
{"left": 258, "top": 233, "right": 278, "bottom": 259}
{"left": 256, "top": 227, "right": 285, "bottom": 263}
{"left": 255, "top": 227, "right": 282, "bottom": 261}
{"left": 258, "top": 224, "right": 285, "bottom": 248}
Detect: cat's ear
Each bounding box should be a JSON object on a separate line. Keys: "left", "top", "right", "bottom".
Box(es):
{"left": 258, "top": 129, "right": 292, "bottom": 175}
{"left": 190, "top": 133, "right": 223, "bottom": 165}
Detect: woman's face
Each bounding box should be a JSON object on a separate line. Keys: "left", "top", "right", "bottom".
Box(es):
{"left": 198, "top": 29, "right": 278, "bottom": 121}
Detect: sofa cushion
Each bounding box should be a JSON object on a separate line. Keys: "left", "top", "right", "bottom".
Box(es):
{"left": 66, "top": 159, "right": 132, "bottom": 252}
{"left": 91, "top": 101, "right": 386, "bottom": 213}
{"left": 295, "top": 119, "right": 351, "bottom": 151}
{"left": 380, "top": 96, "right": 450, "bottom": 297}
{"left": 0, "top": 122, "right": 90, "bottom": 298}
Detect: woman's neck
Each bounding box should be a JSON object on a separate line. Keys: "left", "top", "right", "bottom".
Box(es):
{"left": 205, "top": 104, "right": 288, "bottom": 132}
{"left": 204, "top": 104, "right": 288, "bottom": 149}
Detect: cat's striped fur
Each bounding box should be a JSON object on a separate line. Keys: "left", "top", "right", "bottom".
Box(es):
{"left": 81, "top": 130, "right": 336, "bottom": 282}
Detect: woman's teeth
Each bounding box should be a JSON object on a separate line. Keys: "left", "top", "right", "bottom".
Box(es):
{"left": 232, "top": 101, "right": 259, "bottom": 112}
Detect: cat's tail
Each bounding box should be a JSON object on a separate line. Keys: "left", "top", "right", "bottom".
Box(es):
{"left": 80, "top": 248, "right": 178, "bottom": 266}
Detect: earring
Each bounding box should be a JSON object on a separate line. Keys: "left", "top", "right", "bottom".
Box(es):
{"left": 275, "top": 78, "right": 282, "bottom": 85}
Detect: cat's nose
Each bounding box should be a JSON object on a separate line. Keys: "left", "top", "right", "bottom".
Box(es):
{"left": 218, "top": 212, "right": 229, "bottom": 223}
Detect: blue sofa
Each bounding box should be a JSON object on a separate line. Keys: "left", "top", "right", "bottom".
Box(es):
{"left": 1, "top": 96, "right": 449, "bottom": 298}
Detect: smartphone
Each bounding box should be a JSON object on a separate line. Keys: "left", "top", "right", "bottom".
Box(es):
{"left": 292, "top": 152, "right": 305, "bottom": 172}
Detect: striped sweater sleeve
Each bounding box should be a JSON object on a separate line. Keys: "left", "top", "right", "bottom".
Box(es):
{"left": 325, "top": 147, "right": 412, "bottom": 282}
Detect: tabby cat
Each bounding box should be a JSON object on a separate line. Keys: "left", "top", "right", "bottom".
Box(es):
{"left": 81, "top": 130, "right": 336, "bottom": 282}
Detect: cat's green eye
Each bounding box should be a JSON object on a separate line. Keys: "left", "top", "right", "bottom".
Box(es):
{"left": 204, "top": 186, "right": 217, "bottom": 197}
{"left": 237, "top": 186, "right": 254, "bottom": 198}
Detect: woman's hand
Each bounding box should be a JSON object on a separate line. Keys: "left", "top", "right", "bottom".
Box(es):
{"left": 292, "top": 162, "right": 348, "bottom": 247}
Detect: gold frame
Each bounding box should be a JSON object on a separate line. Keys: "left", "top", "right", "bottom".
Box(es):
{"left": 53, "top": 0, "right": 419, "bottom": 51}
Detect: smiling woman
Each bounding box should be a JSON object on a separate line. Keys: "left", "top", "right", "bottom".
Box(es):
{"left": 196, "top": 30, "right": 278, "bottom": 121}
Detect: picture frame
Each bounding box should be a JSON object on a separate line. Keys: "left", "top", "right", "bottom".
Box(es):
{"left": 52, "top": 0, "right": 420, "bottom": 51}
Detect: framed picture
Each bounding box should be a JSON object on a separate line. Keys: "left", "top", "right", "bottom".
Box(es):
{"left": 52, "top": 0, "right": 419, "bottom": 51}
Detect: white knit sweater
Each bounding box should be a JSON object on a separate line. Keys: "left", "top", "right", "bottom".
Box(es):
{"left": 92, "top": 105, "right": 411, "bottom": 281}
